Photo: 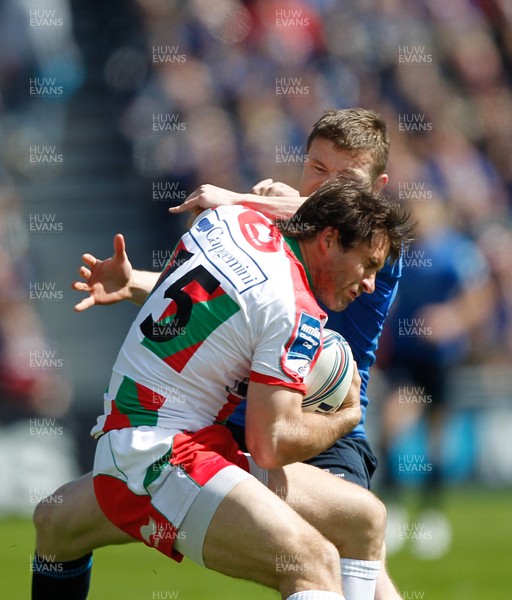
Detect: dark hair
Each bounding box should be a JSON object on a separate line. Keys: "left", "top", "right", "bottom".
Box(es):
{"left": 307, "top": 108, "right": 389, "bottom": 182}
{"left": 277, "top": 177, "right": 414, "bottom": 263}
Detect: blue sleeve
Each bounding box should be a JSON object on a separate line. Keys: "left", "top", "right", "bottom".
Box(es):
{"left": 324, "top": 258, "right": 401, "bottom": 437}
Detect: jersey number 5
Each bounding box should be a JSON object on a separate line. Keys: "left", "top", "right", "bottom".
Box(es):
{"left": 140, "top": 264, "right": 220, "bottom": 343}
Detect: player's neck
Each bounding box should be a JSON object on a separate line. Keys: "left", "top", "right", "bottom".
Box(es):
{"left": 283, "top": 236, "right": 313, "bottom": 289}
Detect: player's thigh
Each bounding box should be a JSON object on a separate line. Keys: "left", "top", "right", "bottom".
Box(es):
{"left": 202, "top": 473, "right": 340, "bottom": 594}
{"left": 34, "top": 471, "right": 133, "bottom": 560}
{"left": 268, "top": 462, "right": 386, "bottom": 559}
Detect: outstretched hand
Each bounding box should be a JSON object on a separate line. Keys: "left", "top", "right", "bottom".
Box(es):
{"left": 168, "top": 184, "right": 243, "bottom": 215}
{"left": 72, "top": 233, "right": 133, "bottom": 312}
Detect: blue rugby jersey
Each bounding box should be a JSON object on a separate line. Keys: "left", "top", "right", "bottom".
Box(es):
{"left": 227, "top": 258, "right": 402, "bottom": 439}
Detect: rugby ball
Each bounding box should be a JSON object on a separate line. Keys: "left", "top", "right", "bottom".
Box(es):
{"left": 302, "top": 328, "right": 354, "bottom": 414}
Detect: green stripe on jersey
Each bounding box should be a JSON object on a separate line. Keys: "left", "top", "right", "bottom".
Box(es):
{"left": 141, "top": 293, "right": 240, "bottom": 366}
{"left": 114, "top": 376, "right": 159, "bottom": 427}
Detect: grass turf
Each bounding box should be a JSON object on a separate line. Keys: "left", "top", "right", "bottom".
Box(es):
{"left": 3, "top": 487, "right": 511, "bottom": 599}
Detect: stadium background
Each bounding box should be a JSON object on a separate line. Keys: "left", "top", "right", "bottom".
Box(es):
{"left": 1, "top": 0, "right": 511, "bottom": 598}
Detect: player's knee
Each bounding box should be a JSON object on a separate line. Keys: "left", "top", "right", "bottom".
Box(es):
{"left": 33, "top": 492, "right": 67, "bottom": 554}
{"left": 313, "top": 536, "right": 340, "bottom": 579}
{"left": 374, "top": 497, "right": 387, "bottom": 537}
{"left": 279, "top": 524, "right": 340, "bottom": 585}
{"left": 356, "top": 494, "right": 387, "bottom": 554}
{"left": 32, "top": 486, "right": 72, "bottom": 556}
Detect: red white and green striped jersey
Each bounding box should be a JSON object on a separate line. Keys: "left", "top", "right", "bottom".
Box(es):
{"left": 92, "top": 206, "right": 326, "bottom": 437}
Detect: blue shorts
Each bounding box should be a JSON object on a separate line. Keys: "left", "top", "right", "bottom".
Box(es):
{"left": 225, "top": 422, "right": 377, "bottom": 490}
{"left": 303, "top": 437, "right": 378, "bottom": 490}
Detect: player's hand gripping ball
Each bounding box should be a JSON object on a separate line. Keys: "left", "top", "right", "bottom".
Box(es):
{"left": 302, "top": 328, "right": 354, "bottom": 413}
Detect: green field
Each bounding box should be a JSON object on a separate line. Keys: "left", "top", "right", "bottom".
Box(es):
{"left": 3, "top": 487, "right": 511, "bottom": 599}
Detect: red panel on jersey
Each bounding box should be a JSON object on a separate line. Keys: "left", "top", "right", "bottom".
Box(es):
{"left": 250, "top": 370, "right": 306, "bottom": 393}
{"left": 238, "top": 210, "right": 281, "bottom": 252}
{"left": 136, "top": 381, "right": 166, "bottom": 411}
{"left": 163, "top": 339, "right": 203, "bottom": 373}
{"left": 102, "top": 400, "right": 133, "bottom": 432}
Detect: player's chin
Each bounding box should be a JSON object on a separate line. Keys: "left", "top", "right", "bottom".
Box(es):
{"left": 325, "top": 296, "right": 352, "bottom": 312}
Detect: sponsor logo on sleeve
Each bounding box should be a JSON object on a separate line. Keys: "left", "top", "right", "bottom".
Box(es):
{"left": 283, "top": 313, "right": 322, "bottom": 379}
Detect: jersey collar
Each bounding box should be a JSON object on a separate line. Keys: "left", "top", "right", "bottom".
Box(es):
{"left": 283, "top": 236, "right": 313, "bottom": 288}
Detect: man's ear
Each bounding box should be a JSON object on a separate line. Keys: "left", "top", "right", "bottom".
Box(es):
{"left": 320, "top": 227, "right": 338, "bottom": 252}
{"left": 373, "top": 173, "right": 388, "bottom": 193}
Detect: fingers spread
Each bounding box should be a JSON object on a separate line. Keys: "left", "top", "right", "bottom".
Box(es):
{"left": 72, "top": 281, "right": 89, "bottom": 291}
{"left": 74, "top": 297, "right": 94, "bottom": 312}
{"left": 79, "top": 266, "right": 92, "bottom": 279}
{"left": 81, "top": 253, "right": 97, "bottom": 268}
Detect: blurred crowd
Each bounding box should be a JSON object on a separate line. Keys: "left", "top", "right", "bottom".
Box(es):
{"left": 1, "top": 0, "right": 511, "bottom": 500}
{"left": 115, "top": 0, "right": 512, "bottom": 362}
{"left": 0, "top": 0, "right": 80, "bottom": 421}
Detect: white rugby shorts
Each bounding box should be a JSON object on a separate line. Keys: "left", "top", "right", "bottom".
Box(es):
{"left": 93, "top": 424, "right": 268, "bottom": 565}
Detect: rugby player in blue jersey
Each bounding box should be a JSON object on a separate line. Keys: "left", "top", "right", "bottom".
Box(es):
{"left": 33, "top": 109, "right": 405, "bottom": 599}
{"left": 169, "top": 108, "right": 402, "bottom": 599}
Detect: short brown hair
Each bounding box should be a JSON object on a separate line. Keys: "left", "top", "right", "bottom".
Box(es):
{"left": 307, "top": 108, "right": 389, "bottom": 182}
{"left": 277, "top": 177, "right": 413, "bottom": 264}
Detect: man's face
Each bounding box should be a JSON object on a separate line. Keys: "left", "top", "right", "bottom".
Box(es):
{"left": 298, "top": 137, "right": 386, "bottom": 196}
{"left": 312, "top": 231, "right": 390, "bottom": 312}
